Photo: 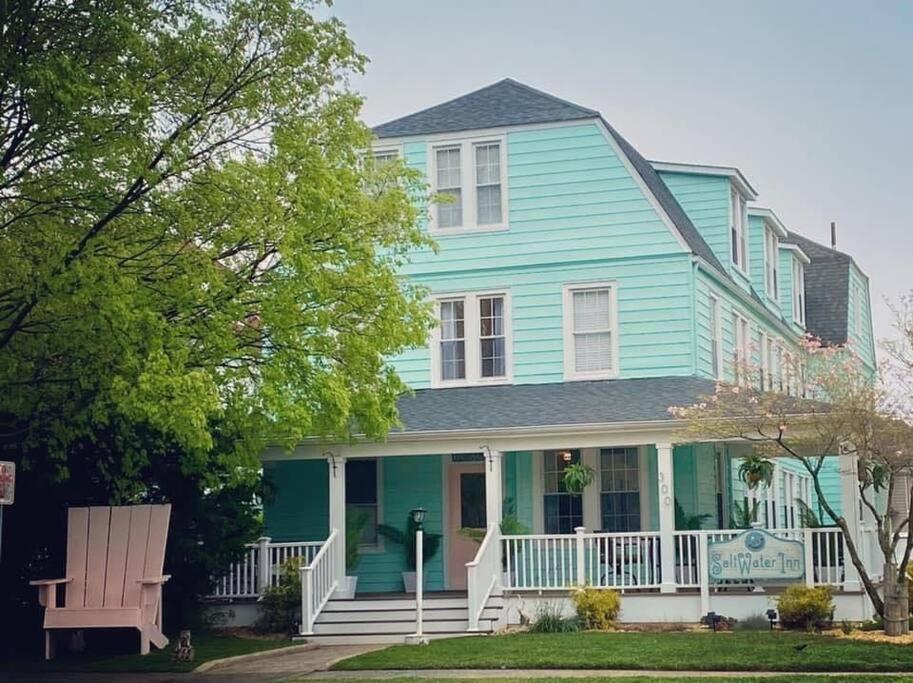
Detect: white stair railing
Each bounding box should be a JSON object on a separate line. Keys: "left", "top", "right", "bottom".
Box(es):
{"left": 466, "top": 523, "right": 500, "bottom": 631}
{"left": 300, "top": 529, "right": 340, "bottom": 635}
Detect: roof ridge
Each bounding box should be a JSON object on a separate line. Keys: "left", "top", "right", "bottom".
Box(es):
{"left": 497, "top": 78, "right": 599, "bottom": 116}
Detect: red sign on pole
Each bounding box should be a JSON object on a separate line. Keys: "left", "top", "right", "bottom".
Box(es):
{"left": 0, "top": 461, "right": 14, "bottom": 505}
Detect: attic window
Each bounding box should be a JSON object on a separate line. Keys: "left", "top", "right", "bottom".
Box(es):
{"left": 792, "top": 259, "right": 806, "bottom": 325}
{"left": 430, "top": 137, "right": 507, "bottom": 233}
{"left": 765, "top": 226, "right": 779, "bottom": 301}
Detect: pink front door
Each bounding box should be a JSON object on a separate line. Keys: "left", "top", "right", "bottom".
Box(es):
{"left": 447, "top": 462, "right": 487, "bottom": 590}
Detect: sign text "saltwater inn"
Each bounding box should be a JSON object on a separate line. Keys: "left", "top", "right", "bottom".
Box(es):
{"left": 708, "top": 529, "right": 805, "bottom": 582}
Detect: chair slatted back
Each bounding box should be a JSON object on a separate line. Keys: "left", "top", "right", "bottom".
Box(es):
{"left": 64, "top": 505, "right": 172, "bottom": 609}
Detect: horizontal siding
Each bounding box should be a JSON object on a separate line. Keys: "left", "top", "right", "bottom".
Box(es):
{"left": 402, "top": 124, "right": 686, "bottom": 276}
{"left": 393, "top": 254, "right": 695, "bottom": 388}
{"left": 848, "top": 264, "right": 876, "bottom": 372}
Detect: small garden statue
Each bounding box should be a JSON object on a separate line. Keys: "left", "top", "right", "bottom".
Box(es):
{"left": 171, "top": 630, "right": 195, "bottom": 663}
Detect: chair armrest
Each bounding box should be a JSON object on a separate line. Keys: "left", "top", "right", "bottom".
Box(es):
{"left": 137, "top": 575, "right": 171, "bottom": 584}
{"left": 29, "top": 578, "right": 71, "bottom": 586}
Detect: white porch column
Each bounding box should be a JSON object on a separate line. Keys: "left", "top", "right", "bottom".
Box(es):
{"left": 656, "top": 442, "right": 677, "bottom": 593}
{"left": 485, "top": 450, "right": 503, "bottom": 529}
{"left": 840, "top": 451, "right": 862, "bottom": 591}
{"left": 327, "top": 454, "right": 347, "bottom": 585}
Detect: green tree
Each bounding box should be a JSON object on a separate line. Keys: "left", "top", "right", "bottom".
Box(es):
{"left": 0, "top": 0, "right": 433, "bottom": 653}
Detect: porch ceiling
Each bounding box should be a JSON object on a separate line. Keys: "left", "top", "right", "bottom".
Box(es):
{"left": 395, "top": 376, "right": 717, "bottom": 434}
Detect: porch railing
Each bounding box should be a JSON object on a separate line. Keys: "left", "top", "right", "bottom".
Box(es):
{"left": 208, "top": 537, "right": 325, "bottom": 600}
{"left": 501, "top": 527, "right": 850, "bottom": 592}
{"left": 300, "top": 529, "right": 339, "bottom": 635}
{"left": 466, "top": 523, "right": 501, "bottom": 631}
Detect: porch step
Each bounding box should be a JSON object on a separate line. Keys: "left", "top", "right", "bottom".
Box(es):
{"left": 308, "top": 592, "right": 502, "bottom": 644}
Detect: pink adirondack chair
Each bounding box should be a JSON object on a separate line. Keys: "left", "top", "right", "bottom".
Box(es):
{"left": 30, "top": 504, "right": 172, "bottom": 659}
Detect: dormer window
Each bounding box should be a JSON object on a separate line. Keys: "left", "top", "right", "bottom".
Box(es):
{"left": 730, "top": 189, "right": 748, "bottom": 274}
{"left": 792, "top": 259, "right": 806, "bottom": 325}
{"left": 764, "top": 226, "right": 779, "bottom": 300}
{"left": 430, "top": 137, "right": 507, "bottom": 233}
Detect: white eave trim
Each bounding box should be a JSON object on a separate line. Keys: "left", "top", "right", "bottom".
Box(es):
{"left": 748, "top": 207, "right": 789, "bottom": 238}
{"left": 780, "top": 243, "right": 812, "bottom": 264}
{"left": 650, "top": 160, "right": 758, "bottom": 200}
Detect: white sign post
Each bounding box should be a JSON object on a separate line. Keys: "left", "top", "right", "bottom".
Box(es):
{"left": 0, "top": 461, "right": 15, "bottom": 565}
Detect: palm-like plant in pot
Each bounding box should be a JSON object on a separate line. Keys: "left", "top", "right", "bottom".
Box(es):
{"left": 738, "top": 454, "right": 775, "bottom": 490}
{"left": 377, "top": 513, "right": 442, "bottom": 593}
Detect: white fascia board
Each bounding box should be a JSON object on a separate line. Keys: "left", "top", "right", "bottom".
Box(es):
{"left": 779, "top": 243, "right": 811, "bottom": 264}
{"left": 748, "top": 207, "right": 789, "bottom": 238}
{"left": 650, "top": 160, "right": 759, "bottom": 200}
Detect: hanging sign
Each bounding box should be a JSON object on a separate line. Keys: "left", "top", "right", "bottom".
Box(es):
{"left": 0, "top": 461, "right": 14, "bottom": 505}
{"left": 708, "top": 528, "right": 805, "bottom": 581}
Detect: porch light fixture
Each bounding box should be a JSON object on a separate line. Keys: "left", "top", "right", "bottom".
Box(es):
{"left": 560, "top": 450, "right": 573, "bottom": 463}
{"left": 410, "top": 507, "right": 426, "bottom": 530}
{"left": 766, "top": 608, "right": 777, "bottom": 629}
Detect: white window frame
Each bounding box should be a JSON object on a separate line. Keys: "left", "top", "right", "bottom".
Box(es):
{"left": 369, "top": 145, "right": 402, "bottom": 164}
{"left": 709, "top": 294, "right": 722, "bottom": 380}
{"left": 732, "top": 312, "right": 750, "bottom": 385}
{"left": 730, "top": 189, "right": 749, "bottom": 275}
{"left": 430, "top": 290, "right": 512, "bottom": 388}
{"left": 759, "top": 331, "right": 769, "bottom": 390}
{"left": 346, "top": 458, "right": 385, "bottom": 553}
{"left": 562, "top": 282, "right": 620, "bottom": 381}
{"left": 792, "top": 259, "right": 806, "bottom": 325}
{"left": 765, "top": 226, "right": 779, "bottom": 300}
{"left": 428, "top": 135, "right": 508, "bottom": 234}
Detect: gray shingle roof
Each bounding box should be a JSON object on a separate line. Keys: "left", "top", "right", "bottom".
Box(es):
{"left": 782, "top": 231, "right": 852, "bottom": 344}
{"left": 373, "top": 78, "right": 598, "bottom": 138}
{"left": 373, "top": 79, "right": 726, "bottom": 275}
{"left": 395, "top": 376, "right": 717, "bottom": 433}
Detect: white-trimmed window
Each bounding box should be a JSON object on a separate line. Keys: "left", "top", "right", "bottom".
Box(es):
{"left": 543, "top": 450, "right": 583, "bottom": 534}
{"left": 600, "top": 447, "right": 641, "bottom": 532}
{"left": 346, "top": 458, "right": 382, "bottom": 548}
{"left": 732, "top": 312, "right": 750, "bottom": 385}
{"left": 430, "top": 137, "right": 507, "bottom": 232}
{"left": 792, "top": 259, "right": 806, "bottom": 325}
{"left": 730, "top": 189, "right": 748, "bottom": 273}
{"left": 765, "top": 226, "right": 779, "bottom": 300}
{"left": 709, "top": 294, "right": 722, "bottom": 379}
{"left": 764, "top": 334, "right": 775, "bottom": 391}
{"left": 563, "top": 283, "right": 618, "bottom": 380}
{"left": 432, "top": 292, "right": 511, "bottom": 386}
{"left": 759, "top": 331, "right": 769, "bottom": 390}
{"left": 775, "top": 342, "right": 785, "bottom": 392}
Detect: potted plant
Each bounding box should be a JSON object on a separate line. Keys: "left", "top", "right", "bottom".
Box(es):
{"left": 730, "top": 498, "right": 761, "bottom": 529}
{"left": 738, "top": 454, "right": 775, "bottom": 489}
{"left": 674, "top": 499, "right": 711, "bottom": 583}
{"left": 335, "top": 508, "right": 368, "bottom": 599}
{"left": 562, "top": 462, "right": 595, "bottom": 494}
{"left": 377, "top": 513, "right": 441, "bottom": 593}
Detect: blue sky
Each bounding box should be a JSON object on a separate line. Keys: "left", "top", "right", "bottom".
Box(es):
{"left": 328, "top": 0, "right": 912, "bottom": 350}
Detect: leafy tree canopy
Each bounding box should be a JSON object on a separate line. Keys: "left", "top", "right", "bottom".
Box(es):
{"left": 0, "top": 0, "right": 433, "bottom": 482}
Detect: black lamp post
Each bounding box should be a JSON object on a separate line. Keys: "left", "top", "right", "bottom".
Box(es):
{"left": 411, "top": 507, "right": 426, "bottom": 530}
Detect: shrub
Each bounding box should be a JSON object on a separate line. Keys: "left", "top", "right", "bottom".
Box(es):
{"left": 572, "top": 586, "right": 620, "bottom": 630}
{"left": 254, "top": 557, "right": 301, "bottom": 634}
{"left": 776, "top": 584, "right": 834, "bottom": 631}
{"left": 528, "top": 601, "right": 579, "bottom": 633}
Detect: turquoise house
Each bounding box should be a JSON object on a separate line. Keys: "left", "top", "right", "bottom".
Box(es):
{"left": 250, "top": 80, "right": 879, "bottom": 640}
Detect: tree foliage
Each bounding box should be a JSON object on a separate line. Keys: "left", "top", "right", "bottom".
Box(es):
{"left": 672, "top": 334, "right": 913, "bottom": 635}
{"left": 0, "top": 0, "right": 433, "bottom": 654}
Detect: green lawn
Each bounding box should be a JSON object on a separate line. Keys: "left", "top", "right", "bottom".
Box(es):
{"left": 1, "top": 631, "right": 292, "bottom": 673}
{"left": 333, "top": 631, "right": 913, "bottom": 673}
{"left": 311, "top": 679, "right": 913, "bottom": 683}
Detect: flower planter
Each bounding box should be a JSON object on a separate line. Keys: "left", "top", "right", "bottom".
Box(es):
{"left": 335, "top": 575, "right": 358, "bottom": 599}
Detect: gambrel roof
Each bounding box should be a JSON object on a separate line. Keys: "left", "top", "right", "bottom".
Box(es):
{"left": 374, "top": 79, "right": 726, "bottom": 274}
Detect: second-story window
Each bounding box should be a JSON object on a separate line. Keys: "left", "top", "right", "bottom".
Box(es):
{"left": 709, "top": 294, "right": 722, "bottom": 379}
{"left": 431, "top": 137, "right": 507, "bottom": 232}
{"left": 792, "top": 259, "right": 806, "bottom": 325}
{"left": 730, "top": 189, "right": 748, "bottom": 274}
{"left": 433, "top": 292, "right": 511, "bottom": 386}
{"left": 765, "top": 226, "right": 779, "bottom": 300}
{"left": 563, "top": 283, "right": 618, "bottom": 380}
{"left": 764, "top": 334, "right": 775, "bottom": 391}
{"left": 732, "top": 312, "right": 750, "bottom": 385}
